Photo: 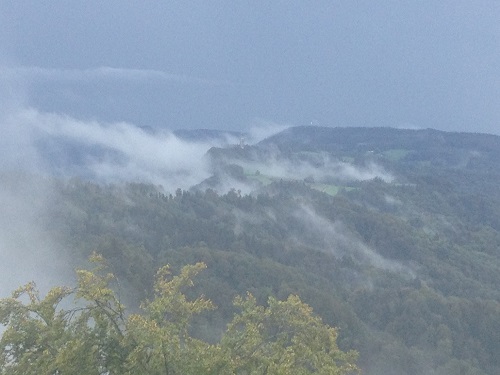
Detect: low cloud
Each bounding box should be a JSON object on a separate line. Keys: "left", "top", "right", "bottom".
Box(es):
{"left": 0, "top": 65, "right": 227, "bottom": 86}
{"left": 205, "top": 139, "right": 394, "bottom": 195}
{"left": 0, "top": 104, "right": 223, "bottom": 296}
{"left": 228, "top": 200, "right": 413, "bottom": 277}
{"left": 294, "top": 205, "right": 413, "bottom": 276}
{"left": 2, "top": 107, "right": 222, "bottom": 192}
{"left": 236, "top": 154, "right": 394, "bottom": 184}
{"left": 0, "top": 173, "right": 72, "bottom": 296}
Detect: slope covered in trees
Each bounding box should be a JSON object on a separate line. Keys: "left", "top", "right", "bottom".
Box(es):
{"left": 2, "top": 126, "right": 500, "bottom": 374}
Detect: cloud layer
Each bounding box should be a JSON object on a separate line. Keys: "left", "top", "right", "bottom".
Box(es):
{"left": 0, "top": 104, "right": 226, "bottom": 297}
{"left": 0, "top": 66, "right": 225, "bottom": 86}
{"left": 1, "top": 107, "right": 225, "bottom": 192}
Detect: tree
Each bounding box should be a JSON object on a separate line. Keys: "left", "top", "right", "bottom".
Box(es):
{"left": 221, "top": 293, "right": 359, "bottom": 374}
{"left": 124, "top": 262, "right": 224, "bottom": 375}
{"left": 0, "top": 253, "right": 128, "bottom": 374}
{"left": 0, "top": 254, "right": 358, "bottom": 374}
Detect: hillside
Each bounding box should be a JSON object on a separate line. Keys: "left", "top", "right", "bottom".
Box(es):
{"left": 2, "top": 126, "right": 500, "bottom": 375}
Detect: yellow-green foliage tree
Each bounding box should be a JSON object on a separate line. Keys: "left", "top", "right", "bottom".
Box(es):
{"left": 0, "top": 254, "right": 358, "bottom": 374}
{"left": 221, "top": 293, "right": 358, "bottom": 374}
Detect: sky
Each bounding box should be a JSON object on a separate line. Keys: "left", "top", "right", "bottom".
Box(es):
{"left": 0, "top": 1, "right": 499, "bottom": 134}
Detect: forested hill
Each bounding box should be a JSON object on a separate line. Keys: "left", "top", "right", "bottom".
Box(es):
{"left": 206, "top": 126, "right": 500, "bottom": 198}
{"left": 259, "top": 126, "right": 500, "bottom": 158}
{"left": 2, "top": 126, "right": 500, "bottom": 374}
{"left": 211, "top": 126, "right": 500, "bottom": 173}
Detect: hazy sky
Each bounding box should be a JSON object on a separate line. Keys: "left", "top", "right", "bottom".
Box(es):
{"left": 1, "top": 1, "right": 499, "bottom": 134}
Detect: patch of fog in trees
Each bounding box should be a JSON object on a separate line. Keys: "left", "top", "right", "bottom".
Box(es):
{"left": 224, "top": 152, "right": 393, "bottom": 185}
{"left": 0, "top": 102, "right": 403, "bottom": 295}
{"left": 292, "top": 205, "right": 414, "bottom": 278}
{"left": 230, "top": 198, "right": 414, "bottom": 281}
{"left": 0, "top": 104, "right": 290, "bottom": 296}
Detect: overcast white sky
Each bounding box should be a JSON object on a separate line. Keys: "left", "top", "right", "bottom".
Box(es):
{"left": 1, "top": 1, "right": 499, "bottom": 134}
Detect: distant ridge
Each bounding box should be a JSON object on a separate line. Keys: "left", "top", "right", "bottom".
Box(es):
{"left": 173, "top": 128, "right": 244, "bottom": 142}
{"left": 200, "top": 126, "right": 500, "bottom": 180}
{"left": 257, "top": 126, "right": 500, "bottom": 153}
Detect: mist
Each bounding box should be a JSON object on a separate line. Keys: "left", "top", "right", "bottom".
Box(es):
{"left": 230, "top": 192, "right": 413, "bottom": 281}
{"left": 0, "top": 65, "right": 224, "bottom": 86}
{"left": 0, "top": 173, "right": 72, "bottom": 296}
{"left": 2, "top": 107, "right": 231, "bottom": 192}
{"left": 294, "top": 205, "right": 413, "bottom": 277}
{"left": 239, "top": 156, "right": 393, "bottom": 183}
{"left": 0, "top": 97, "right": 400, "bottom": 299}
{"left": 0, "top": 102, "right": 298, "bottom": 293}
{"left": 207, "top": 145, "right": 395, "bottom": 195}
{"left": 0, "top": 104, "right": 234, "bottom": 298}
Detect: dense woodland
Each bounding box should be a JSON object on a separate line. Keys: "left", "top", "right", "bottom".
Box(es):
{"left": 2, "top": 126, "right": 500, "bottom": 374}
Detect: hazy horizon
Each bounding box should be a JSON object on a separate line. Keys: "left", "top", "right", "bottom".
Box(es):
{"left": 1, "top": 1, "right": 498, "bottom": 135}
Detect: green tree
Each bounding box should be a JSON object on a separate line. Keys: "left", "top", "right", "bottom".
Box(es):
{"left": 221, "top": 293, "right": 359, "bottom": 374}
{"left": 0, "top": 255, "right": 358, "bottom": 375}
{"left": 0, "top": 253, "right": 128, "bottom": 374}
{"left": 124, "top": 262, "right": 224, "bottom": 375}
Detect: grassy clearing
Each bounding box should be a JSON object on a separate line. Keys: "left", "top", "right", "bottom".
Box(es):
{"left": 245, "top": 171, "right": 274, "bottom": 185}
{"left": 382, "top": 149, "right": 411, "bottom": 162}
{"left": 310, "top": 183, "right": 357, "bottom": 196}
{"left": 310, "top": 183, "right": 341, "bottom": 196}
